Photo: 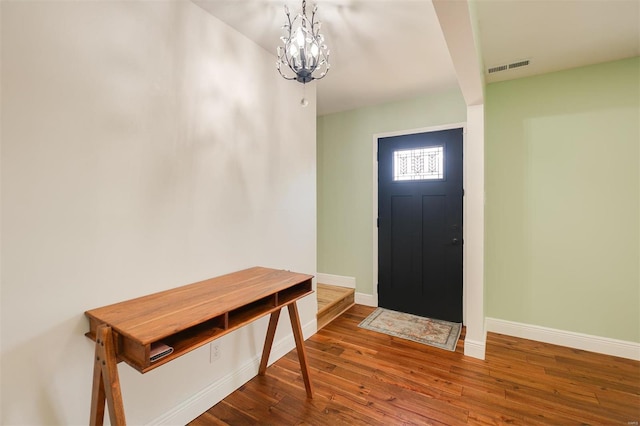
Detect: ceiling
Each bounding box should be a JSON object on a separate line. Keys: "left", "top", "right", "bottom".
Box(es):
{"left": 194, "top": 0, "right": 640, "bottom": 116}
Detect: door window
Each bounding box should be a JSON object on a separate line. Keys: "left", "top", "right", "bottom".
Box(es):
{"left": 393, "top": 146, "right": 444, "bottom": 181}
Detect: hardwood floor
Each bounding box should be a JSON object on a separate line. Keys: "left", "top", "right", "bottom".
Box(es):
{"left": 190, "top": 305, "right": 640, "bottom": 425}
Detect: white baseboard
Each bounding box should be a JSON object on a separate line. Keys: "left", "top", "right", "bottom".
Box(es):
{"left": 463, "top": 338, "right": 486, "bottom": 360}
{"left": 149, "top": 318, "right": 317, "bottom": 425}
{"left": 316, "top": 272, "right": 356, "bottom": 289}
{"left": 485, "top": 317, "right": 640, "bottom": 361}
{"left": 355, "top": 292, "right": 377, "bottom": 307}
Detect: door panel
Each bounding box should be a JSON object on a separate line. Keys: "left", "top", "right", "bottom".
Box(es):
{"left": 378, "top": 128, "right": 463, "bottom": 322}
{"left": 390, "top": 195, "right": 414, "bottom": 298}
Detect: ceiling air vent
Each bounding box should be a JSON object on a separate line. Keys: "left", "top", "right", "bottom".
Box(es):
{"left": 487, "top": 64, "right": 508, "bottom": 74}
{"left": 509, "top": 59, "right": 530, "bottom": 69}
{"left": 487, "top": 59, "right": 531, "bottom": 74}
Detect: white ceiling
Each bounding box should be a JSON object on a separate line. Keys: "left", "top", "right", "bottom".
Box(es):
{"left": 475, "top": 0, "right": 640, "bottom": 84}
{"left": 194, "top": 0, "right": 640, "bottom": 116}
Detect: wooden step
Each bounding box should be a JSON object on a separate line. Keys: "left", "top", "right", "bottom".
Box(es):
{"left": 317, "top": 284, "right": 355, "bottom": 330}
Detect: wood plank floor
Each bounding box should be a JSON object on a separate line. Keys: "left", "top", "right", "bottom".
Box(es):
{"left": 190, "top": 305, "right": 640, "bottom": 425}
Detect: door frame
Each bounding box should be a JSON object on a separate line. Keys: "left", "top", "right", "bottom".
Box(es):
{"left": 373, "top": 122, "right": 467, "bottom": 322}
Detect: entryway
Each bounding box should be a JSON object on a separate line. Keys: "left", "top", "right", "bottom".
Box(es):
{"left": 377, "top": 127, "right": 464, "bottom": 323}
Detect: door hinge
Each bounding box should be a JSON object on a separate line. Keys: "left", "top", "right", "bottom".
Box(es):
{"left": 377, "top": 217, "right": 379, "bottom": 228}
{"left": 462, "top": 188, "right": 465, "bottom": 196}
{"left": 376, "top": 150, "right": 379, "bottom": 162}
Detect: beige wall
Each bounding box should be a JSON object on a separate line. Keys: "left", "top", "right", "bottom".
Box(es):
{"left": 485, "top": 57, "right": 639, "bottom": 342}
{"left": 1, "top": 1, "right": 316, "bottom": 424}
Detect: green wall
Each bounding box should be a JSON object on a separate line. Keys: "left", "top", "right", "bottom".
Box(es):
{"left": 485, "top": 57, "right": 640, "bottom": 342}
{"left": 317, "top": 89, "right": 467, "bottom": 294}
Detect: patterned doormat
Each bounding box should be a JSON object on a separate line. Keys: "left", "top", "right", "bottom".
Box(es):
{"left": 358, "top": 308, "right": 461, "bottom": 351}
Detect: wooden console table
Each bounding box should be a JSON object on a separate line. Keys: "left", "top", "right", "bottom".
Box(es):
{"left": 85, "top": 267, "right": 314, "bottom": 425}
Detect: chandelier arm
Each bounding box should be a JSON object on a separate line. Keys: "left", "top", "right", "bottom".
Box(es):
{"left": 278, "top": 52, "right": 298, "bottom": 80}
{"left": 280, "top": 46, "right": 306, "bottom": 81}
{"left": 285, "top": 7, "right": 293, "bottom": 29}
{"left": 316, "top": 55, "right": 330, "bottom": 80}
{"left": 283, "top": 41, "right": 295, "bottom": 74}
{"left": 279, "top": 7, "right": 293, "bottom": 76}
{"left": 277, "top": 66, "right": 297, "bottom": 80}
{"left": 314, "top": 63, "right": 329, "bottom": 80}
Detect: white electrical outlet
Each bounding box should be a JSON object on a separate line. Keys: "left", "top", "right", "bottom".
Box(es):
{"left": 210, "top": 343, "right": 221, "bottom": 362}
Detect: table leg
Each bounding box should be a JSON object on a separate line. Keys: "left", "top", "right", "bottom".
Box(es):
{"left": 89, "top": 349, "right": 106, "bottom": 426}
{"left": 259, "top": 309, "right": 281, "bottom": 375}
{"left": 90, "top": 325, "right": 126, "bottom": 426}
{"left": 287, "top": 302, "right": 313, "bottom": 398}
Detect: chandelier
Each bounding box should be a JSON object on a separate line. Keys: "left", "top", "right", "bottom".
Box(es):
{"left": 276, "top": 0, "right": 330, "bottom": 85}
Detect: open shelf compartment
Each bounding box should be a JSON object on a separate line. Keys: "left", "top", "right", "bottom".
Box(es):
{"left": 277, "top": 279, "right": 313, "bottom": 306}
{"left": 228, "top": 294, "right": 277, "bottom": 330}
{"left": 120, "top": 314, "right": 228, "bottom": 373}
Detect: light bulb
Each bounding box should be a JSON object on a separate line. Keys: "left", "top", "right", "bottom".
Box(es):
{"left": 296, "top": 28, "right": 305, "bottom": 47}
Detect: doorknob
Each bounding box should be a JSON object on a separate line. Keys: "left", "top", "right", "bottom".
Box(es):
{"left": 452, "top": 238, "right": 460, "bottom": 245}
